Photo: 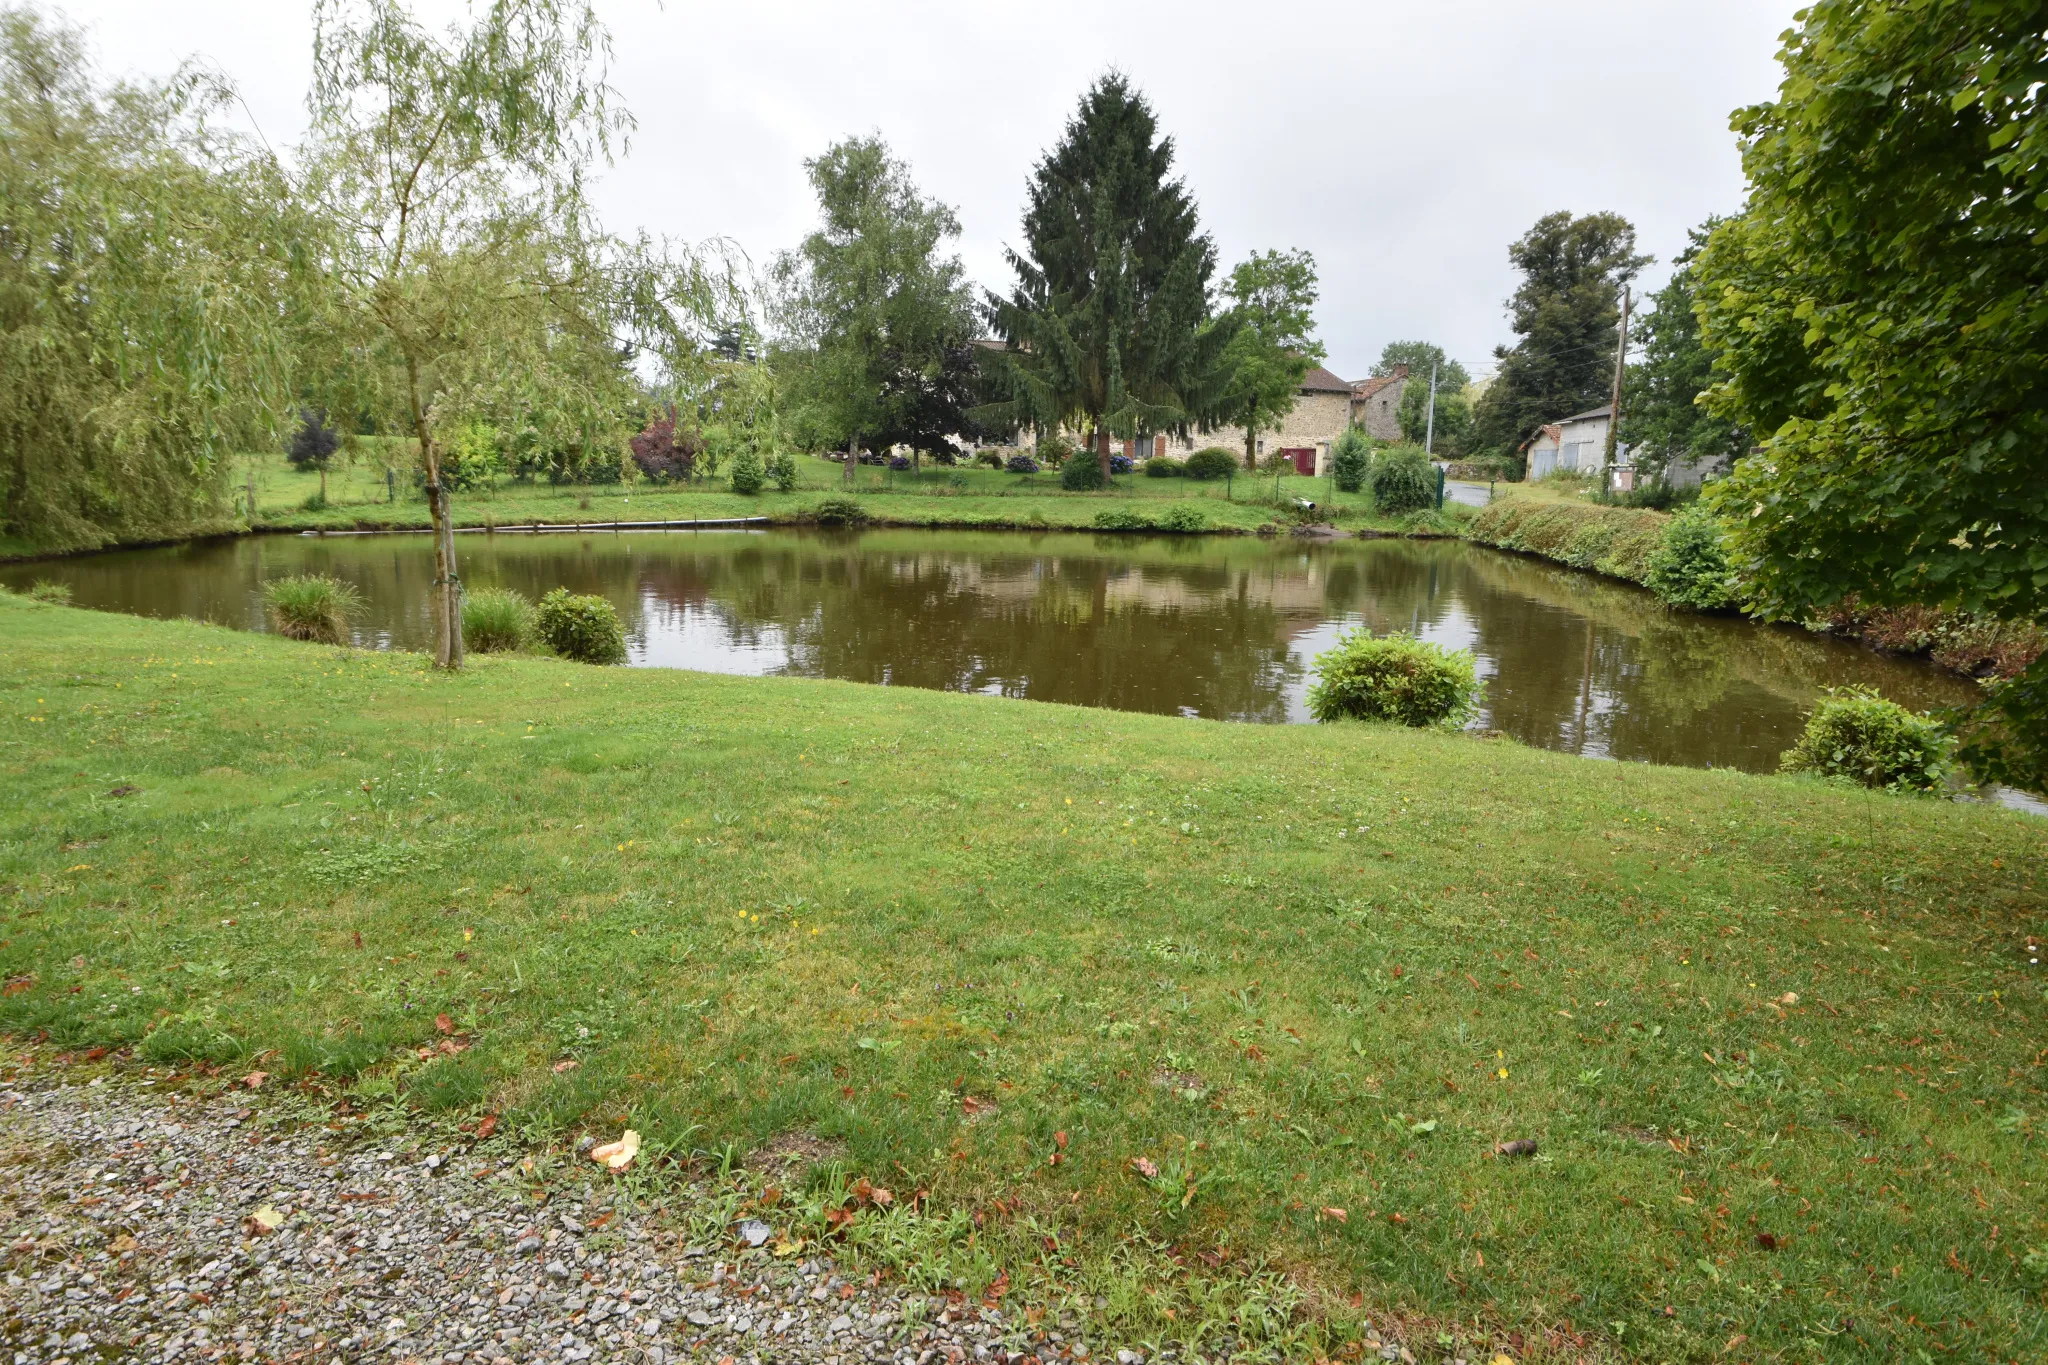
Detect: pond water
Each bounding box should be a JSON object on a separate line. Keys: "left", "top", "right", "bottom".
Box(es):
{"left": 9, "top": 526, "right": 2010, "bottom": 788}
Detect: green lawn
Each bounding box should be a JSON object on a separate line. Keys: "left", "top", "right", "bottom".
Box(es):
{"left": 236, "top": 447, "right": 1442, "bottom": 539}
{"left": 2, "top": 592, "right": 2045, "bottom": 1362}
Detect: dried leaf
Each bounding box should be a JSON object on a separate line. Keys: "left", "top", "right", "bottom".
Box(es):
{"left": 1493, "top": 1138, "right": 1539, "bottom": 1158}
{"left": 435, "top": 1013, "right": 455, "bottom": 1035}
{"left": 1130, "top": 1156, "right": 1158, "bottom": 1179}
{"left": 241, "top": 1071, "right": 268, "bottom": 1090}
{"left": 589, "top": 1129, "right": 640, "bottom": 1171}
{"left": 243, "top": 1204, "right": 284, "bottom": 1237}
{"left": 552, "top": 1059, "right": 579, "bottom": 1074}
{"left": 1318, "top": 1206, "right": 1348, "bottom": 1223}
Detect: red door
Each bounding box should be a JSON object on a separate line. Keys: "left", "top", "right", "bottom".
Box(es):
{"left": 1285, "top": 447, "right": 1316, "bottom": 475}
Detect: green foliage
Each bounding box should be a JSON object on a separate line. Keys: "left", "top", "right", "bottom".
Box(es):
{"left": 810, "top": 496, "right": 869, "bottom": 527}
{"left": 1368, "top": 447, "right": 1436, "bottom": 515}
{"left": 1158, "top": 503, "right": 1206, "bottom": 532}
{"left": 1142, "top": 456, "right": 1181, "bottom": 478}
{"left": 1467, "top": 495, "right": 1668, "bottom": 583}
{"left": 1470, "top": 212, "right": 1649, "bottom": 459}
{"left": 729, "top": 447, "right": 766, "bottom": 495}
{"left": 1694, "top": 1, "right": 2048, "bottom": 786}
{"left": 1060, "top": 456, "right": 1107, "bottom": 491}
{"left": 768, "top": 451, "right": 799, "bottom": 492}
{"left": 25, "top": 580, "right": 71, "bottom": 605}
{"left": 1036, "top": 433, "right": 1077, "bottom": 468}
{"left": 1645, "top": 504, "right": 1738, "bottom": 612}
{"left": 0, "top": 9, "right": 294, "bottom": 552}
{"left": 1373, "top": 342, "right": 1469, "bottom": 392}
{"left": 1330, "top": 426, "right": 1371, "bottom": 493}
{"left": 1092, "top": 508, "right": 1149, "bottom": 530}
{"left": 1183, "top": 448, "right": 1238, "bottom": 482}
{"left": 461, "top": 588, "right": 531, "bottom": 653}
{"left": 444, "top": 422, "right": 503, "bottom": 492}
{"left": 288, "top": 409, "right": 343, "bottom": 473}
{"left": 262, "top": 574, "right": 362, "bottom": 645}
{"left": 1621, "top": 225, "right": 1747, "bottom": 481}
{"left": 532, "top": 588, "right": 627, "bottom": 665}
{"left": 1397, "top": 378, "right": 1472, "bottom": 453}
{"left": 1780, "top": 688, "right": 1953, "bottom": 793}
{"left": 771, "top": 136, "right": 973, "bottom": 489}
{"left": 1307, "top": 629, "right": 1483, "bottom": 728}
{"left": 980, "top": 76, "right": 1235, "bottom": 474}
{"left": 1217, "top": 249, "right": 1323, "bottom": 469}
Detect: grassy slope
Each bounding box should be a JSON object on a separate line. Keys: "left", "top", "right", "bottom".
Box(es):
{"left": 2, "top": 595, "right": 2045, "bottom": 1362}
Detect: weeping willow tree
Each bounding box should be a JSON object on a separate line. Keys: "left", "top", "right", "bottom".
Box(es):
{"left": 0, "top": 7, "right": 295, "bottom": 552}
{"left": 298, "top": 0, "right": 722, "bottom": 669}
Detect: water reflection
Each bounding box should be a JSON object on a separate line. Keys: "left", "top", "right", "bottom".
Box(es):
{"left": 1, "top": 528, "right": 1989, "bottom": 777}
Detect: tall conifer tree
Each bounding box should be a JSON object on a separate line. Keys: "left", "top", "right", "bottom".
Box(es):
{"left": 981, "top": 75, "right": 1233, "bottom": 480}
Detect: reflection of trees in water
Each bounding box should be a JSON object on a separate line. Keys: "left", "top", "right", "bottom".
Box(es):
{"left": 6, "top": 529, "right": 1979, "bottom": 775}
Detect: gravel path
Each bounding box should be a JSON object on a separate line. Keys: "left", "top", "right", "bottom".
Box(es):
{"left": 0, "top": 1072, "right": 1157, "bottom": 1365}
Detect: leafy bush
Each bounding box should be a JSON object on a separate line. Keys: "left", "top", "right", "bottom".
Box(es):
{"left": 1646, "top": 503, "right": 1739, "bottom": 611}
{"left": 628, "top": 406, "right": 700, "bottom": 483}
{"left": 263, "top": 574, "right": 362, "bottom": 645}
{"left": 1467, "top": 496, "right": 1668, "bottom": 583}
{"left": 1184, "top": 447, "right": 1238, "bottom": 481}
{"left": 462, "top": 588, "right": 531, "bottom": 653}
{"left": 729, "top": 448, "right": 766, "bottom": 494}
{"left": 1006, "top": 454, "right": 1041, "bottom": 474}
{"left": 1779, "top": 687, "right": 1952, "bottom": 792}
{"left": 888, "top": 455, "right": 911, "bottom": 470}
{"left": 1061, "top": 456, "right": 1107, "bottom": 491}
{"left": 1093, "top": 508, "right": 1150, "bottom": 530}
{"left": 1143, "top": 457, "right": 1181, "bottom": 478}
{"left": 533, "top": 588, "right": 628, "bottom": 665}
{"left": 1370, "top": 447, "right": 1437, "bottom": 515}
{"left": 976, "top": 449, "right": 1005, "bottom": 468}
{"left": 811, "top": 496, "right": 869, "bottom": 527}
{"left": 1110, "top": 454, "right": 1135, "bottom": 474}
{"left": 26, "top": 579, "right": 72, "bottom": 605}
{"left": 1331, "top": 426, "right": 1372, "bottom": 493}
{"left": 768, "top": 451, "right": 799, "bottom": 492}
{"left": 287, "top": 407, "right": 341, "bottom": 472}
{"left": 1307, "top": 629, "right": 1484, "bottom": 728}
{"left": 1037, "top": 434, "right": 1076, "bottom": 468}
{"left": 1158, "top": 503, "right": 1207, "bottom": 532}
{"left": 442, "top": 421, "right": 503, "bottom": 492}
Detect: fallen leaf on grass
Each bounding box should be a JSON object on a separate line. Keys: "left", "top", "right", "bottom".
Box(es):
{"left": 1493, "top": 1138, "right": 1539, "bottom": 1158}
{"left": 552, "top": 1059, "right": 579, "bottom": 1074}
{"left": 476, "top": 1113, "right": 497, "bottom": 1139}
{"left": 588, "top": 1129, "right": 639, "bottom": 1171}
{"left": 435, "top": 1013, "right": 455, "bottom": 1035}
{"left": 3, "top": 976, "right": 34, "bottom": 997}
{"left": 242, "top": 1071, "right": 268, "bottom": 1090}
{"left": 1130, "top": 1156, "right": 1158, "bottom": 1179}
{"left": 1317, "top": 1206, "right": 1347, "bottom": 1223}
{"left": 1777, "top": 992, "right": 1800, "bottom": 1006}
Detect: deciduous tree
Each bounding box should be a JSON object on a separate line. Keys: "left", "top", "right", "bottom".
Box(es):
{"left": 1621, "top": 225, "right": 1747, "bottom": 482}
{"left": 1217, "top": 249, "right": 1322, "bottom": 470}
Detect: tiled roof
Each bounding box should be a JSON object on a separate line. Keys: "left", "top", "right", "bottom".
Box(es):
{"left": 1351, "top": 366, "right": 1409, "bottom": 401}
{"left": 1300, "top": 365, "right": 1354, "bottom": 394}
{"left": 1558, "top": 404, "right": 1613, "bottom": 423}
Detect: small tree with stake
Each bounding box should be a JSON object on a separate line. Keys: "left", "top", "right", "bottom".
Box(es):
{"left": 287, "top": 407, "right": 342, "bottom": 503}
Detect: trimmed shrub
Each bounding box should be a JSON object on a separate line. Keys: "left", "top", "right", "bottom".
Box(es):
{"left": 1061, "top": 457, "right": 1107, "bottom": 491}
{"left": 1370, "top": 447, "right": 1436, "bottom": 515}
{"left": 533, "top": 588, "right": 627, "bottom": 665}
{"left": 1467, "top": 495, "right": 1668, "bottom": 583}
{"left": 1646, "top": 503, "right": 1739, "bottom": 611}
{"left": 1331, "top": 426, "right": 1371, "bottom": 493}
{"left": 1093, "top": 508, "right": 1150, "bottom": 530}
{"left": 1110, "top": 454, "right": 1135, "bottom": 474}
{"left": 811, "top": 496, "right": 869, "bottom": 527}
{"left": 1307, "top": 629, "right": 1483, "bottom": 729}
{"left": 1183, "top": 447, "right": 1238, "bottom": 481}
{"left": 263, "top": 574, "right": 362, "bottom": 645}
{"left": 1779, "top": 687, "right": 1953, "bottom": 792}
{"left": 1143, "top": 456, "right": 1181, "bottom": 478}
{"left": 729, "top": 448, "right": 766, "bottom": 494}
{"left": 1006, "top": 454, "right": 1041, "bottom": 474}
{"left": 462, "top": 588, "right": 531, "bottom": 653}
{"left": 1158, "top": 503, "right": 1207, "bottom": 532}
{"left": 26, "top": 579, "right": 72, "bottom": 605}
{"left": 768, "top": 451, "right": 799, "bottom": 492}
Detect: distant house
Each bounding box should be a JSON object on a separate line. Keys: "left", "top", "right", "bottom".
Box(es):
{"left": 1350, "top": 366, "right": 1409, "bottom": 441}
{"left": 1156, "top": 365, "right": 1356, "bottom": 473}
{"left": 1524, "top": 405, "right": 1617, "bottom": 479}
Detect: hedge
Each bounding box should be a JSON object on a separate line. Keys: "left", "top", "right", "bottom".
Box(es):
{"left": 1467, "top": 495, "right": 1668, "bottom": 585}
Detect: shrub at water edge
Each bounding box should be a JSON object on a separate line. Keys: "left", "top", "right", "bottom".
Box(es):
{"left": 1093, "top": 508, "right": 1150, "bottom": 530}
{"left": 1646, "top": 503, "right": 1738, "bottom": 611}
{"left": 811, "top": 496, "right": 869, "bottom": 527}
{"left": 1184, "top": 447, "right": 1238, "bottom": 481}
{"left": 1307, "top": 629, "right": 1483, "bottom": 729}
{"left": 1062, "top": 457, "right": 1107, "bottom": 491}
{"left": 262, "top": 575, "right": 362, "bottom": 645}
{"left": 1370, "top": 447, "right": 1436, "bottom": 515}
{"left": 1331, "top": 426, "right": 1371, "bottom": 493}
{"left": 1158, "top": 503, "right": 1207, "bottom": 532}
{"left": 26, "top": 580, "right": 72, "bottom": 606}
{"left": 729, "top": 448, "right": 766, "bottom": 494}
{"left": 1779, "top": 687, "right": 1953, "bottom": 793}
{"left": 533, "top": 589, "right": 628, "bottom": 665}
{"left": 462, "top": 588, "right": 532, "bottom": 653}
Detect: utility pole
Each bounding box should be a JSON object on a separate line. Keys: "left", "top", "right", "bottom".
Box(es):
{"left": 1424, "top": 361, "right": 1439, "bottom": 457}
{"left": 1603, "top": 285, "right": 1631, "bottom": 473}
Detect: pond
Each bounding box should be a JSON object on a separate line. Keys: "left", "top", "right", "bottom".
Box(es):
{"left": 2, "top": 526, "right": 2006, "bottom": 783}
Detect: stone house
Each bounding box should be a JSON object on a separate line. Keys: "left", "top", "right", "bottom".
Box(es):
{"left": 1152, "top": 365, "right": 1358, "bottom": 473}
{"left": 1349, "top": 366, "right": 1409, "bottom": 441}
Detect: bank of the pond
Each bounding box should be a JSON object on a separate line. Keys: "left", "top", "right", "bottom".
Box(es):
{"left": 3, "top": 592, "right": 2044, "bottom": 1364}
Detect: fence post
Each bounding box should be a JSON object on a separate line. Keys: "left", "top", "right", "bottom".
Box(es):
{"left": 1436, "top": 465, "right": 1446, "bottom": 510}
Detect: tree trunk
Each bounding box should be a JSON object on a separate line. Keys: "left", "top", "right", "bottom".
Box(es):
{"left": 843, "top": 431, "right": 858, "bottom": 486}
{"left": 1096, "top": 425, "right": 1113, "bottom": 482}
{"left": 1244, "top": 424, "right": 1257, "bottom": 472}
{"left": 407, "top": 356, "right": 463, "bottom": 671}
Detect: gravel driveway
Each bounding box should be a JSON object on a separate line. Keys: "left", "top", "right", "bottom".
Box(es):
{"left": 0, "top": 1071, "right": 1149, "bottom": 1365}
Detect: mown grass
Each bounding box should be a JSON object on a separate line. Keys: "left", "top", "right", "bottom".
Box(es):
{"left": 1, "top": 592, "right": 2045, "bottom": 1362}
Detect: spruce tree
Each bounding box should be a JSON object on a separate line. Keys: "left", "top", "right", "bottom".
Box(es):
{"left": 982, "top": 75, "right": 1233, "bottom": 480}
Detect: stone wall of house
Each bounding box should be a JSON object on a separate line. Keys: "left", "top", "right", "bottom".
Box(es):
{"left": 1352, "top": 376, "right": 1407, "bottom": 441}
{"left": 1159, "top": 389, "right": 1352, "bottom": 470}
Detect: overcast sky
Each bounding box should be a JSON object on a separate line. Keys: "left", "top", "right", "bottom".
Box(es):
{"left": 48, "top": 0, "right": 1801, "bottom": 381}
